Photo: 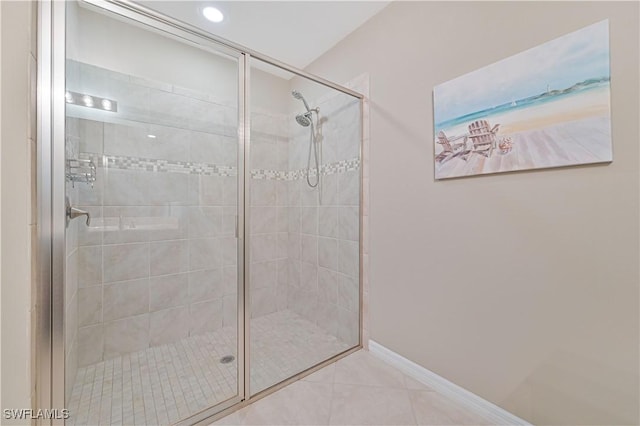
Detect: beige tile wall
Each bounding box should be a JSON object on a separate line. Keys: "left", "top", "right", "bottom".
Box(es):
{"left": 70, "top": 115, "right": 240, "bottom": 366}
{"left": 249, "top": 110, "right": 290, "bottom": 319}
{"left": 68, "top": 62, "right": 366, "bottom": 373}
{"left": 286, "top": 87, "right": 363, "bottom": 346}
{"left": 67, "top": 62, "right": 240, "bottom": 367}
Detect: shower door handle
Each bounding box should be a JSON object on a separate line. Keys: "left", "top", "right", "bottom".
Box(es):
{"left": 66, "top": 197, "right": 91, "bottom": 226}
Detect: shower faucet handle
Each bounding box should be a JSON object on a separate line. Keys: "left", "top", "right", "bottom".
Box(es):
{"left": 68, "top": 206, "right": 91, "bottom": 226}
{"left": 66, "top": 197, "right": 91, "bottom": 226}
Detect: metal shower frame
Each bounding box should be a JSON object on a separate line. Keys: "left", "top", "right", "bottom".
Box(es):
{"left": 36, "top": 1, "right": 365, "bottom": 425}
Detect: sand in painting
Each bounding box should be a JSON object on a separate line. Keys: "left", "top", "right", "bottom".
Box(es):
{"left": 435, "top": 86, "right": 611, "bottom": 179}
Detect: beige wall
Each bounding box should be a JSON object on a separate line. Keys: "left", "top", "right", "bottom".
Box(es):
{"left": 306, "top": 1, "right": 639, "bottom": 424}
{"left": 0, "top": 0, "right": 37, "bottom": 423}
{"left": 0, "top": 0, "right": 3, "bottom": 411}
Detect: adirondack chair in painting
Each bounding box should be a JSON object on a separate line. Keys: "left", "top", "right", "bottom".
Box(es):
{"left": 435, "top": 131, "right": 470, "bottom": 163}
{"left": 468, "top": 120, "right": 500, "bottom": 158}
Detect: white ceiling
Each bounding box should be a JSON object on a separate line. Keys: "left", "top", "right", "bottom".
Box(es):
{"left": 136, "top": 1, "right": 390, "bottom": 71}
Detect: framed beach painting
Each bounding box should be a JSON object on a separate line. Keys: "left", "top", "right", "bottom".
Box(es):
{"left": 433, "top": 20, "right": 612, "bottom": 179}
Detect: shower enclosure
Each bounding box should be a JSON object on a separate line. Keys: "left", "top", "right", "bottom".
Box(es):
{"left": 38, "top": 1, "right": 362, "bottom": 424}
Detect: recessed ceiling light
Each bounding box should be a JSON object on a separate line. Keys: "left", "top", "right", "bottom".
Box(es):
{"left": 203, "top": 6, "right": 224, "bottom": 23}
{"left": 147, "top": 134, "right": 157, "bottom": 139}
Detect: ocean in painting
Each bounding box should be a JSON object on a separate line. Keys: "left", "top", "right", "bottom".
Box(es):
{"left": 435, "top": 77, "right": 609, "bottom": 136}
{"left": 433, "top": 20, "right": 612, "bottom": 179}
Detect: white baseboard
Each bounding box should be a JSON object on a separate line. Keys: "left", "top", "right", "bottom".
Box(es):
{"left": 368, "top": 340, "right": 531, "bottom": 426}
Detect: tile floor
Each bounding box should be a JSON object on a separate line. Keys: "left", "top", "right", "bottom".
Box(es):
{"left": 212, "top": 350, "right": 493, "bottom": 426}
{"left": 67, "top": 310, "right": 351, "bottom": 426}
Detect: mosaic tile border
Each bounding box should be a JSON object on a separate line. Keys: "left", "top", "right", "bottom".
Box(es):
{"left": 79, "top": 153, "right": 236, "bottom": 177}
{"left": 323, "top": 157, "right": 360, "bottom": 175}
{"left": 251, "top": 157, "right": 360, "bottom": 180}
{"left": 77, "top": 153, "right": 359, "bottom": 180}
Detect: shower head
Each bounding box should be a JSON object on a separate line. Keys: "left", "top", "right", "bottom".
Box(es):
{"left": 292, "top": 90, "right": 312, "bottom": 112}
{"left": 295, "top": 112, "right": 312, "bottom": 127}
{"left": 292, "top": 90, "right": 319, "bottom": 128}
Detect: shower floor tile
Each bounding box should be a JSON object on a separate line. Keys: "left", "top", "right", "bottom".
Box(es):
{"left": 67, "top": 310, "right": 351, "bottom": 426}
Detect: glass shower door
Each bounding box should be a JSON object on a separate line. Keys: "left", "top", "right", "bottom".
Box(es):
{"left": 248, "top": 57, "right": 362, "bottom": 395}
{"left": 63, "top": 2, "right": 244, "bottom": 424}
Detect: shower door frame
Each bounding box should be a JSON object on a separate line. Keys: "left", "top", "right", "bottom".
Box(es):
{"left": 37, "top": 1, "right": 365, "bottom": 425}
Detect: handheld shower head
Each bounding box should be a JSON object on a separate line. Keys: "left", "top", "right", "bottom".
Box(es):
{"left": 292, "top": 90, "right": 312, "bottom": 112}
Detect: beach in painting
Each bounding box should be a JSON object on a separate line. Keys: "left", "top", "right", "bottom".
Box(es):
{"left": 434, "top": 83, "right": 611, "bottom": 178}
{"left": 433, "top": 20, "right": 612, "bottom": 179}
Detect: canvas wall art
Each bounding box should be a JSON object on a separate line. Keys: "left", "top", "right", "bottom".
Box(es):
{"left": 433, "top": 20, "right": 612, "bottom": 179}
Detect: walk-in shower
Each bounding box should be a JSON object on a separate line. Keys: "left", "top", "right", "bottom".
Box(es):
{"left": 38, "top": 1, "right": 363, "bottom": 425}
{"left": 292, "top": 90, "right": 321, "bottom": 188}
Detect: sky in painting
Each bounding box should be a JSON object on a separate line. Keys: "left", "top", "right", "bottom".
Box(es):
{"left": 433, "top": 20, "right": 610, "bottom": 124}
